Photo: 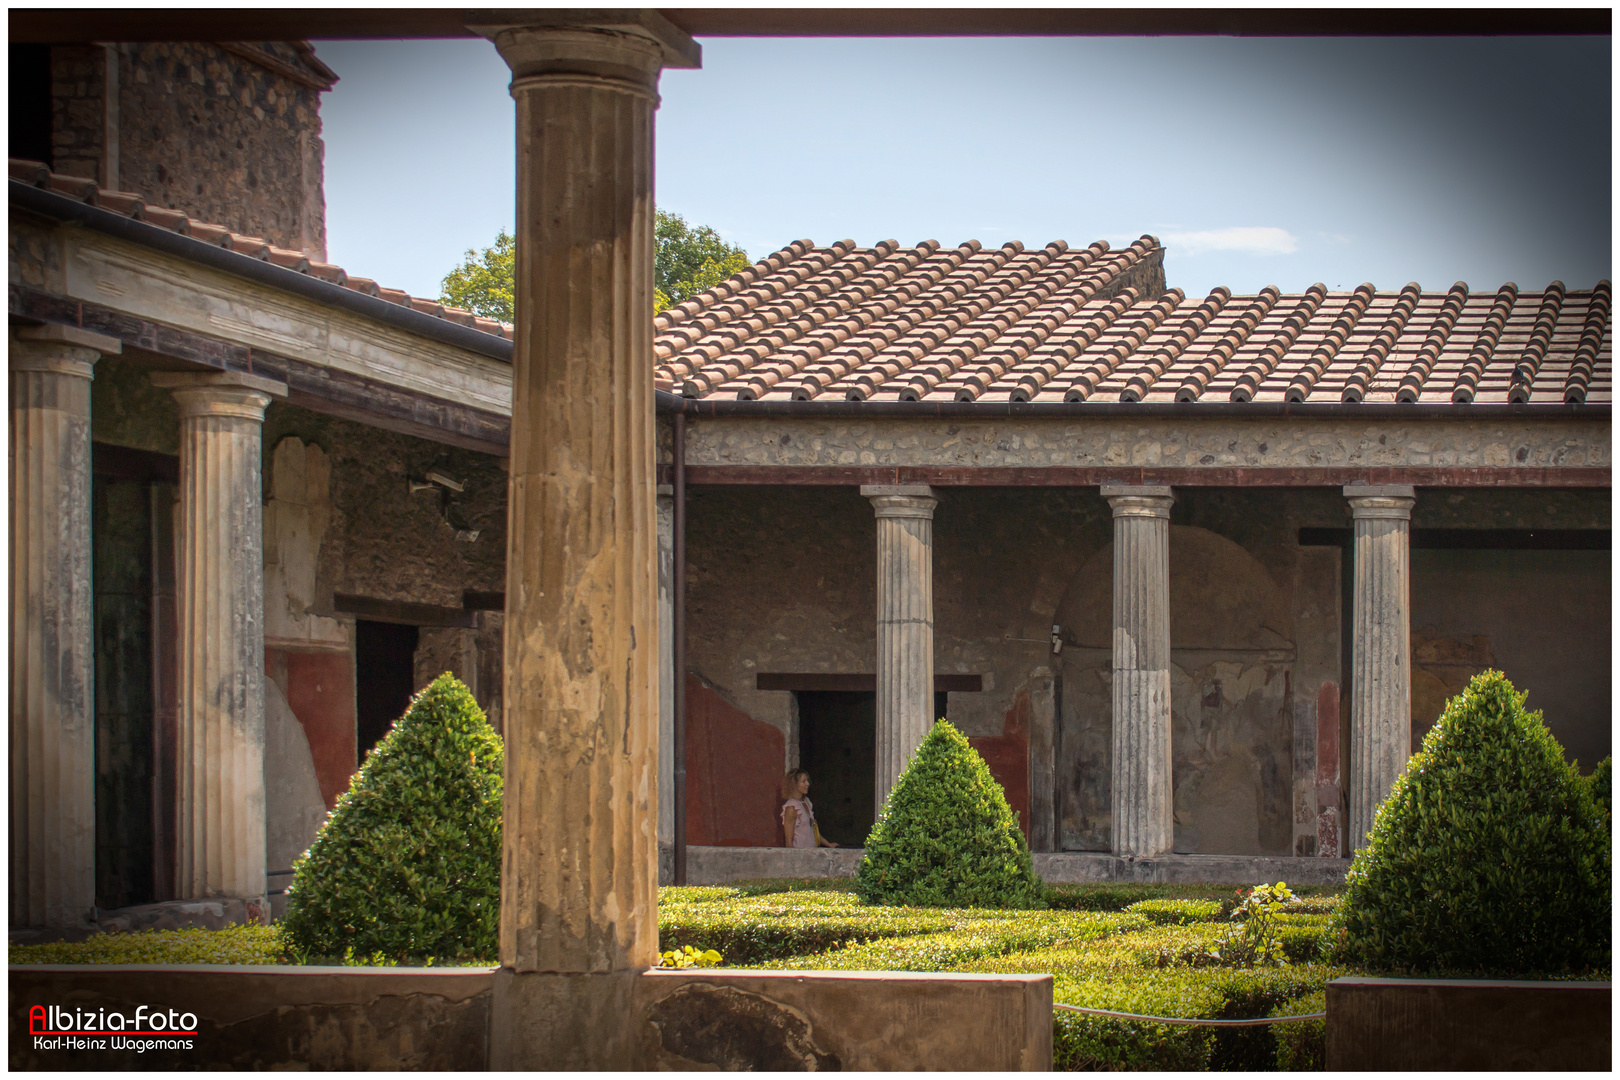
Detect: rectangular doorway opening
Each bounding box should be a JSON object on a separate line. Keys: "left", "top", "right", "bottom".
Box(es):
{"left": 354, "top": 620, "right": 419, "bottom": 762}
{"left": 795, "top": 690, "right": 949, "bottom": 848}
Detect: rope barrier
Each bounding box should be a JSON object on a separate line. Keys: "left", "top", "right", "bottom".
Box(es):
{"left": 1053, "top": 1003, "right": 1325, "bottom": 1027}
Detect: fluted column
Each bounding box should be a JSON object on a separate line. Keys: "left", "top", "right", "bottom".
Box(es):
{"left": 1345, "top": 484, "right": 1415, "bottom": 850}
{"left": 476, "top": 13, "right": 698, "bottom": 1070}
{"left": 10, "top": 324, "right": 118, "bottom": 928}
{"left": 861, "top": 484, "right": 938, "bottom": 810}
{"left": 1102, "top": 485, "right": 1175, "bottom": 857}
{"left": 151, "top": 371, "right": 284, "bottom": 904}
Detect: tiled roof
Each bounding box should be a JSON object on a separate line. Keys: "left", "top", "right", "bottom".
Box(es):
{"left": 8, "top": 158, "right": 514, "bottom": 341}
{"left": 655, "top": 238, "right": 1611, "bottom": 405}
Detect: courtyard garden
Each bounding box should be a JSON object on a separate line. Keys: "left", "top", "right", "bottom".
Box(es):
{"left": 12, "top": 670, "right": 1609, "bottom": 1071}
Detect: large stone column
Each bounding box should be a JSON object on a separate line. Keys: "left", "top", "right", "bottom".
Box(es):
{"left": 1345, "top": 484, "right": 1415, "bottom": 850}
{"left": 10, "top": 324, "right": 119, "bottom": 928}
{"left": 474, "top": 13, "right": 699, "bottom": 1070}
{"left": 150, "top": 371, "right": 285, "bottom": 906}
{"left": 1102, "top": 485, "right": 1175, "bottom": 857}
{"left": 861, "top": 484, "right": 938, "bottom": 810}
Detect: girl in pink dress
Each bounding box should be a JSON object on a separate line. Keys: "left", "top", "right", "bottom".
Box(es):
{"left": 780, "top": 769, "right": 839, "bottom": 848}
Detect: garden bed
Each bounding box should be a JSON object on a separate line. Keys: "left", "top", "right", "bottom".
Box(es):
{"left": 660, "top": 879, "right": 1344, "bottom": 1070}
{"left": 13, "top": 879, "right": 1344, "bottom": 1070}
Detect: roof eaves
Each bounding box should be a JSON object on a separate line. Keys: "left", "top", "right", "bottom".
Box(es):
{"left": 652, "top": 388, "right": 1607, "bottom": 421}
{"left": 9, "top": 178, "right": 513, "bottom": 365}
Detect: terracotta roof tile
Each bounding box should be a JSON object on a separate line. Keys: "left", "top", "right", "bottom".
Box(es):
{"left": 657, "top": 240, "right": 1608, "bottom": 406}
{"left": 186, "top": 221, "right": 233, "bottom": 247}
{"left": 266, "top": 246, "right": 311, "bottom": 273}
{"left": 142, "top": 205, "right": 191, "bottom": 234}
{"left": 1341, "top": 283, "right": 1421, "bottom": 402}
{"left": 1564, "top": 281, "right": 1610, "bottom": 403}
{"left": 8, "top": 157, "right": 513, "bottom": 341}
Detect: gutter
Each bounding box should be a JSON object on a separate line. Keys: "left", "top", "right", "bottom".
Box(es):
{"left": 654, "top": 389, "right": 1608, "bottom": 420}
{"left": 9, "top": 179, "right": 514, "bottom": 364}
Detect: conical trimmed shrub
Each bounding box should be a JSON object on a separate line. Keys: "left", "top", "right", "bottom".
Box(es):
{"left": 1588, "top": 756, "right": 1612, "bottom": 817}
{"left": 1336, "top": 670, "right": 1609, "bottom": 975}
{"left": 281, "top": 673, "right": 503, "bottom": 961}
{"left": 856, "top": 719, "right": 1044, "bottom": 909}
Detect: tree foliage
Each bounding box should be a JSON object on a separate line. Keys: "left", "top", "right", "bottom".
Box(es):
{"left": 855, "top": 719, "right": 1044, "bottom": 909}
{"left": 438, "top": 211, "right": 748, "bottom": 320}
{"left": 280, "top": 674, "right": 503, "bottom": 962}
{"left": 439, "top": 229, "right": 514, "bottom": 323}
{"left": 654, "top": 210, "right": 750, "bottom": 312}
{"left": 1334, "top": 670, "right": 1610, "bottom": 976}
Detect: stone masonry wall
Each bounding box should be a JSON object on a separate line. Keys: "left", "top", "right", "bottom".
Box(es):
{"left": 50, "top": 42, "right": 329, "bottom": 257}
{"left": 8, "top": 215, "right": 66, "bottom": 295}
{"left": 260, "top": 402, "right": 508, "bottom": 728}
{"left": 674, "top": 415, "right": 1609, "bottom": 472}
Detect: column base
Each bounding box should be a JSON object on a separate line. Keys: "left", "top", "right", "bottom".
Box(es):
{"left": 490, "top": 968, "right": 645, "bottom": 1070}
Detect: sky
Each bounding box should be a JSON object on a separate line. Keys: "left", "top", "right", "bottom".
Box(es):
{"left": 314, "top": 34, "right": 1611, "bottom": 302}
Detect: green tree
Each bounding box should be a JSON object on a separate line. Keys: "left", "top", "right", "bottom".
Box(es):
{"left": 440, "top": 229, "right": 514, "bottom": 322}
{"left": 856, "top": 719, "right": 1045, "bottom": 909}
{"left": 438, "top": 211, "right": 748, "bottom": 320}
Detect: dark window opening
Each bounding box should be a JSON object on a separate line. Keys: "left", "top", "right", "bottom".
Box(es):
{"left": 354, "top": 620, "right": 419, "bottom": 762}
{"left": 794, "top": 690, "right": 948, "bottom": 848}
{"left": 10, "top": 44, "right": 53, "bottom": 164}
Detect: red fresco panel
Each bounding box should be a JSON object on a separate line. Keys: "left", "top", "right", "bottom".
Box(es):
{"left": 280, "top": 649, "right": 358, "bottom": 810}
{"left": 685, "top": 674, "right": 787, "bottom": 847}
{"left": 969, "top": 689, "right": 1032, "bottom": 839}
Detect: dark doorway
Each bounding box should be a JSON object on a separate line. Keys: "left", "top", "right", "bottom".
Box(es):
{"left": 92, "top": 473, "right": 156, "bottom": 909}
{"left": 354, "top": 620, "right": 419, "bottom": 762}
{"left": 795, "top": 690, "right": 948, "bottom": 848}
{"left": 90, "top": 444, "right": 180, "bottom": 910}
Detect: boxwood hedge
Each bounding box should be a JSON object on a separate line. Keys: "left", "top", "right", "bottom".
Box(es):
{"left": 281, "top": 674, "right": 503, "bottom": 963}
{"left": 857, "top": 720, "right": 1043, "bottom": 909}
{"left": 1335, "top": 670, "right": 1610, "bottom": 976}
{"left": 1124, "top": 898, "right": 1225, "bottom": 925}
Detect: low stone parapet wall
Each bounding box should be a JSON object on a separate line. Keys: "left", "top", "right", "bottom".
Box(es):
{"left": 1325, "top": 977, "right": 1611, "bottom": 1070}
{"left": 11, "top": 965, "right": 495, "bottom": 1071}
{"left": 1033, "top": 852, "right": 1352, "bottom": 885}
{"left": 681, "top": 843, "right": 864, "bottom": 883}
{"left": 638, "top": 968, "right": 1052, "bottom": 1070}
{"left": 10, "top": 964, "right": 1052, "bottom": 1070}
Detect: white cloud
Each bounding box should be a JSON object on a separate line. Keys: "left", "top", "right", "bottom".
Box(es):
{"left": 1160, "top": 227, "right": 1299, "bottom": 257}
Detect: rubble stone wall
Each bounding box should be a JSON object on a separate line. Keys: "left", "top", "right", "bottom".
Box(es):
{"left": 675, "top": 415, "right": 1610, "bottom": 471}
{"left": 50, "top": 42, "right": 329, "bottom": 257}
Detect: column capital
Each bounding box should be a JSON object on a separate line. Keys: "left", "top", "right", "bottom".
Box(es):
{"left": 151, "top": 371, "right": 287, "bottom": 422}
{"left": 862, "top": 484, "right": 937, "bottom": 519}
{"left": 1345, "top": 484, "right": 1416, "bottom": 520}
{"left": 472, "top": 10, "right": 700, "bottom": 92}
{"left": 1102, "top": 485, "right": 1174, "bottom": 519}
{"left": 12, "top": 324, "right": 121, "bottom": 379}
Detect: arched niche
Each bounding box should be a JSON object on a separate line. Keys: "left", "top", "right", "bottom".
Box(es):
{"left": 1052, "top": 525, "right": 1297, "bottom": 856}
{"left": 1055, "top": 525, "right": 1294, "bottom": 651}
